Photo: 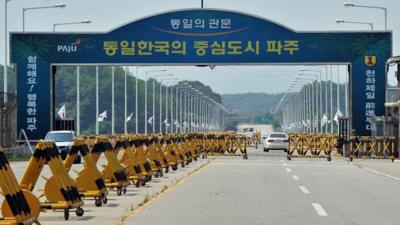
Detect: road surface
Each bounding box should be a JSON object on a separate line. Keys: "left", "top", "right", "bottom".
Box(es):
{"left": 124, "top": 149, "right": 400, "bottom": 225}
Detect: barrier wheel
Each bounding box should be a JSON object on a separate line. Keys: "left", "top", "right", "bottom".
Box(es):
{"left": 350, "top": 157, "right": 353, "bottom": 162}
{"left": 135, "top": 180, "right": 141, "bottom": 188}
{"left": 327, "top": 156, "right": 332, "bottom": 162}
{"left": 181, "top": 163, "right": 185, "bottom": 168}
{"left": 160, "top": 171, "right": 164, "bottom": 177}
{"left": 103, "top": 196, "right": 108, "bottom": 204}
{"left": 148, "top": 175, "right": 152, "bottom": 181}
{"left": 154, "top": 172, "right": 159, "bottom": 178}
{"left": 165, "top": 167, "right": 169, "bottom": 173}
{"left": 194, "top": 157, "right": 198, "bottom": 161}
{"left": 172, "top": 165, "right": 178, "bottom": 171}
{"left": 95, "top": 198, "right": 103, "bottom": 207}
{"left": 123, "top": 187, "right": 127, "bottom": 194}
{"left": 76, "top": 207, "right": 84, "bottom": 217}
{"left": 117, "top": 188, "right": 122, "bottom": 196}
{"left": 64, "top": 209, "right": 69, "bottom": 221}
{"left": 141, "top": 179, "right": 146, "bottom": 186}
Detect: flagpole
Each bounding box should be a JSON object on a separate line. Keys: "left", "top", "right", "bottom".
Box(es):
{"left": 96, "top": 66, "right": 99, "bottom": 135}
{"left": 145, "top": 73, "right": 148, "bottom": 134}
{"left": 112, "top": 66, "right": 115, "bottom": 135}
{"left": 152, "top": 78, "right": 155, "bottom": 134}
{"left": 180, "top": 89, "right": 183, "bottom": 133}
{"left": 330, "top": 65, "right": 333, "bottom": 134}
{"left": 135, "top": 67, "right": 138, "bottom": 134}
{"left": 175, "top": 86, "right": 178, "bottom": 133}
{"left": 160, "top": 81, "right": 163, "bottom": 133}
{"left": 337, "top": 65, "right": 340, "bottom": 134}
{"left": 170, "top": 85, "right": 174, "bottom": 133}
{"left": 76, "top": 66, "right": 80, "bottom": 136}
{"left": 124, "top": 67, "right": 128, "bottom": 134}
{"left": 165, "top": 85, "right": 168, "bottom": 133}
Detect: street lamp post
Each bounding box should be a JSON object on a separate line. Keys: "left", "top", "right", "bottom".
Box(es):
{"left": 144, "top": 69, "right": 166, "bottom": 134}
{"left": 294, "top": 79, "right": 314, "bottom": 132}
{"left": 23, "top": 3, "right": 66, "bottom": 32}
{"left": 343, "top": 2, "right": 387, "bottom": 30}
{"left": 335, "top": 19, "right": 374, "bottom": 30}
{"left": 53, "top": 19, "right": 91, "bottom": 32}
{"left": 4, "top": 0, "right": 12, "bottom": 104}
{"left": 159, "top": 78, "right": 179, "bottom": 134}
{"left": 299, "top": 72, "right": 321, "bottom": 133}
{"left": 152, "top": 74, "right": 172, "bottom": 133}
{"left": 303, "top": 68, "right": 328, "bottom": 133}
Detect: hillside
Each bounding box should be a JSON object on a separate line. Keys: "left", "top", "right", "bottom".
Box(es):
{"left": 221, "top": 92, "right": 284, "bottom": 116}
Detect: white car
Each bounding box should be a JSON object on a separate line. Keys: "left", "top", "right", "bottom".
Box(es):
{"left": 263, "top": 132, "right": 289, "bottom": 152}
{"left": 44, "top": 130, "right": 79, "bottom": 162}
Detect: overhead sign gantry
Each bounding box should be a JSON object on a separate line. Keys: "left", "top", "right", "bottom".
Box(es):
{"left": 10, "top": 8, "right": 391, "bottom": 139}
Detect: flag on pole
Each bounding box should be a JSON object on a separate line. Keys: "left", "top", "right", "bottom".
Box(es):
{"left": 97, "top": 110, "right": 107, "bottom": 122}
{"left": 183, "top": 121, "right": 188, "bottom": 127}
{"left": 126, "top": 112, "right": 133, "bottom": 122}
{"left": 57, "top": 105, "right": 66, "bottom": 119}
{"left": 163, "top": 119, "right": 170, "bottom": 127}
{"left": 321, "top": 114, "right": 328, "bottom": 127}
{"left": 174, "top": 120, "right": 180, "bottom": 127}
{"left": 148, "top": 116, "right": 154, "bottom": 126}
{"left": 334, "top": 109, "right": 343, "bottom": 124}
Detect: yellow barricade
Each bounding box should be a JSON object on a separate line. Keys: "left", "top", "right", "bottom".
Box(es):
{"left": 90, "top": 137, "right": 130, "bottom": 196}
{"left": 64, "top": 138, "right": 108, "bottom": 207}
{"left": 350, "top": 136, "right": 396, "bottom": 162}
{"left": 19, "top": 140, "right": 84, "bottom": 220}
{"left": 0, "top": 148, "right": 41, "bottom": 225}
{"left": 288, "top": 134, "right": 333, "bottom": 161}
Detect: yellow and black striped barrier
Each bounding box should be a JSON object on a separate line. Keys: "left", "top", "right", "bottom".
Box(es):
{"left": 89, "top": 137, "right": 130, "bottom": 196}
{"left": 64, "top": 138, "right": 108, "bottom": 207}
{"left": 350, "top": 136, "right": 396, "bottom": 162}
{"left": 288, "top": 133, "right": 334, "bottom": 161}
{"left": 19, "top": 140, "right": 84, "bottom": 221}
{"left": 0, "top": 148, "right": 40, "bottom": 225}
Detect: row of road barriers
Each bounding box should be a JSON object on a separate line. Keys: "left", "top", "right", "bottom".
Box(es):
{"left": 0, "top": 132, "right": 247, "bottom": 224}
{"left": 288, "top": 133, "right": 397, "bottom": 162}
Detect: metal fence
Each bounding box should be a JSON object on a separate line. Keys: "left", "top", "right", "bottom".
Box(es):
{"left": 0, "top": 92, "right": 17, "bottom": 147}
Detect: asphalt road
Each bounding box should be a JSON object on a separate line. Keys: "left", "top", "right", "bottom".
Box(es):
{"left": 124, "top": 149, "right": 400, "bottom": 225}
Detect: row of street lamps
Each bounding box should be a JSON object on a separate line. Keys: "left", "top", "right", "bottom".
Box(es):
{"left": 275, "top": 66, "right": 348, "bottom": 134}
{"left": 86, "top": 66, "right": 227, "bottom": 136}
{"left": 336, "top": 2, "right": 388, "bottom": 30}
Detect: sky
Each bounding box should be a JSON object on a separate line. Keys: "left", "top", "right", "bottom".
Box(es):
{"left": 1, "top": 0, "right": 399, "bottom": 94}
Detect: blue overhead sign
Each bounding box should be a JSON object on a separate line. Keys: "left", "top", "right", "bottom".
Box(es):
{"left": 11, "top": 8, "right": 391, "bottom": 139}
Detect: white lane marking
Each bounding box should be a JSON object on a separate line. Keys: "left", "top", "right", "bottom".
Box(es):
{"left": 212, "top": 162, "right": 352, "bottom": 167}
{"left": 286, "top": 168, "right": 292, "bottom": 172}
{"left": 291, "top": 175, "right": 299, "bottom": 180}
{"left": 280, "top": 159, "right": 284, "bottom": 162}
{"left": 283, "top": 163, "right": 288, "bottom": 166}
{"left": 299, "top": 186, "right": 310, "bottom": 194}
{"left": 363, "top": 167, "right": 400, "bottom": 181}
{"left": 312, "top": 203, "right": 328, "bottom": 216}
